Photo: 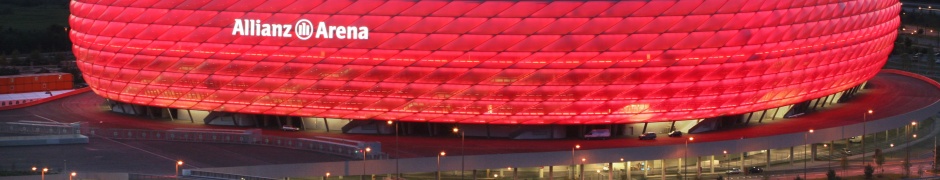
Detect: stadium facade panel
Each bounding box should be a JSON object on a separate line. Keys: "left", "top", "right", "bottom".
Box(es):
{"left": 69, "top": 0, "right": 900, "bottom": 124}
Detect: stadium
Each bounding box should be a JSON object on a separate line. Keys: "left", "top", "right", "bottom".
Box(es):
{"left": 70, "top": 0, "right": 900, "bottom": 139}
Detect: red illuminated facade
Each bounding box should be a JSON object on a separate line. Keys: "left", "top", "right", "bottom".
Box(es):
{"left": 69, "top": 0, "right": 900, "bottom": 124}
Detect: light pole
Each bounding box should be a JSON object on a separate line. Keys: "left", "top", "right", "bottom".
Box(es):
{"left": 70, "top": 172, "right": 76, "bottom": 180}
{"left": 908, "top": 134, "right": 916, "bottom": 177}
{"left": 824, "top": 144, "right": 831, "bottom": 170}
{"left": 804, "top": 129, "right": 813, "bottom": 179}
{"left": 862, "top": 110, "right": 872, "bottom": 166}
{"left": 438, "top": 151, "right": 446, "bottom": 180}
{"left": 580, "top": 158, "right": 586, "bottom": 180}
{"left": 387, "top": 120, "right": 399, "bottom": 179}
{"left": 452, "top": 127, "right": 465, "bottom": 180}
{"left": 684, "top": 137, "right": 694, "bottom": 180}
{"left": 41, "top": 167, "right": 48, "bottom": 180}
{"left": 572, "top": 144, "right": 580, "bottom": 179}
{"left": 176, "top": 160, "right": 183, "bottom": 177}
{"left": 722, "top": 150, "right": 728, "bottom": 169}
{"left": 362, "top": 147, "right": 371, "bottom": 180}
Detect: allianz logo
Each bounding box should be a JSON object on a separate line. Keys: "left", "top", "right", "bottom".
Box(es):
{"left": 231, "top": 19, "right": 369, "bottom": 40}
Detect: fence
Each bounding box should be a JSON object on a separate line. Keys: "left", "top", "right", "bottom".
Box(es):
{"left": 0, "top": 122, "right": 384, "bottom": 160}
{"left": 0, "top": 121, "right": 81, "bottom": 135}
{"left": 186, "top": 170, "right": 278, "bottom": 180}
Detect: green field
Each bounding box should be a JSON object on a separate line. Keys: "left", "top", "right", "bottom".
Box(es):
{"left": 0, "top": 2, "right": 69, "bottom": 31}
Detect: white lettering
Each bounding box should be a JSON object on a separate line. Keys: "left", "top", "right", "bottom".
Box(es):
{"left": 336, "top": 26, "right": 346, "bottom": 39}
{"left": 347, "top": 26, "right": 357, "bottom": 39}
{"left": 261, "top": 24, "right": 271, "bottom": 36}
{"left": 315, "top": 21, "right": 328, "bottom": 39}
{"left": 283, "top": 25, "right": 292, "bottom": 38}
{"left": 231, "top": 19, "right": 368, "bottom": 40}
{"left": 358, "top": 26, "right": 368, "bottom": 40}
{"left": 232, "top": 19, "right": 244, "bottom": 35}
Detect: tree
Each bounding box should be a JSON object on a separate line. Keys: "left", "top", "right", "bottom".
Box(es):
{"left": 9, "top": 50, "right": 19, "bottom": 66}
{"left": 826, "top": 169, "right": 839, "bottom": 180}
{"left": 905, "top": 37, "right": 914, "bottom": 48}
{"left": 901, "top": 53, "right": 914, "bottom": 70}
{"left": 874, "top": 148, "right": 885, "bottom": 174}
{"left": 52, "top": 53, "right": 64, "bottom": 66}
{"left": 928, "top": 50, "right": 938, "bottom": 76}
{"left": 27, "top": 50, "right": 42, "bottom": 66}
{"left": 864, "top": 164, "right": 874, "bottom": 179}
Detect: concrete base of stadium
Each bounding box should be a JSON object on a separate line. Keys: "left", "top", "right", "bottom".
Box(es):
{"left": 104, "top": 80, "right": 864, "bottom": 140}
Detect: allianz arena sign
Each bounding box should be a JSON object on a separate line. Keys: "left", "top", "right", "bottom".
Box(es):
{"left": 232, "top": 19, "right": 369, "bottom": 40}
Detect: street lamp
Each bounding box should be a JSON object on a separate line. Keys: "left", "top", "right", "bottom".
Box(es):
{"left": 325, "top": 172, "right": 331, "bottom": 180}
{"left": 824, "top": 144, "right": 831, "bottom": 169}
{"left": 804, "top": 129, "right": 813, "bottom": 179}
{"left": 862, "top": 110, "right": 872, "bottom": 166}
{"left": 907, "top": 134, "right": 917, "bottom": 177}
{"left": 580, "top": 158, "right": 586, "bottom": 180}
{"left": 438, "top": 151, "right": 446, "bottom": 180}
{"left": 387, "top": 120, "right": 399, "bottom": 178}
{"left": 452, "top": 127, "right": 465, "bottom": 180}
{"left": 684, "top": 137, "right": 694, "bottom": 180}
{"left": 571, "top": 144, "right": 580, "bottom": 179}
{"left": 362, "top": 147, "right": 371, "bottom": 180}
{"left": 176, "top": 160, "right": 183, "bottom": 177}
{"left": 40, "top": 167, "right": 48, "bottom": 180}
{"left": 722, "top": 150, "right": 728, "bottom": 169}
{"left": 70, "top": 172, "right": 76, "bottom": 180}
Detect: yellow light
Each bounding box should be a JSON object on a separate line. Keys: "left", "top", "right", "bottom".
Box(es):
{"left": 912, "top": 122, "right": 917, "bottom": 126}
{"left": 326, "top": 172, "right": 331, "bottom": 177}
{"left": 581, "top": 158, "right": 586, "bottom": 162}
{"left": 575, "top": 144, "right": 580, "bottom": 149}
{"left": 809, "top": 129, "right": 814, "bottom": 133}
{"left": 42, "top": 168, "right": 48, "bottom": 172}
{"left": 177, "top": 160, "right": 183, "bottom": 166}
{"left": 32, "top": 167, "right": 36, "bottom": 171}
{"left": 366, "top": 147, "right": 371, "bottom": 152}
{"left": 867, "top": 110, "right": 873, "bottom": 114}
{"left": 689, "top": 137, "right": 694, "bottom": 141}
{"left": 452, "top": 127, "right": 459, "bottom": 133}
{"left": 440, "top": 151, "right": 446, "bottom": 156}
{"left": 723, "top": 150, "right": 727, "bottom": 154}
{"left": 387, "top": 120, "right": 393, "bottom": 125}
{"left": 71, "top": 172, "right": 76, "bottom": 176}
{"left": 620, "top": 158, "right": 624, "bottom": 161}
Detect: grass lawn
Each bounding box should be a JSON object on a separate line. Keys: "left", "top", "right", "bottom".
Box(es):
{"left": 0, "top": 3, "right": 69, "bottom": 31}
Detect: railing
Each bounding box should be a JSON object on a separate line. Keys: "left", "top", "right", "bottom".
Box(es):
{"left": 82, "top": 127, "right": 384, "bottom": 159}
{"left": 187, "top": 170, "right": 278, "bottom": 180}
{"left": 127, "top": 174, "right": 177, "bottom": 180}
{"left": 0, "top": 122, "right": 383, "bottom": 160}
{"left": 0, "top": 121, "right": 81, "bottom": 135}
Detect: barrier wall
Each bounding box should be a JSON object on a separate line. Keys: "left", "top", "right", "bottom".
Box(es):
{"left": 0, "top": 73, "right": 73, "bottom": 94}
